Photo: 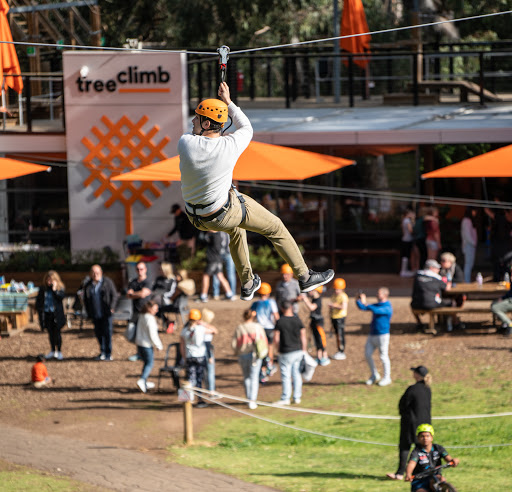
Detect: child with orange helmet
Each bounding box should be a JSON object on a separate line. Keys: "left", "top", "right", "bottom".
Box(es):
{"left": 302, "top": 286, "right": 330, "bottom": 366}
{"left": 251, "top": 282, "right": 280, "bottom": 382}
{"left": 275, "top": 264, "right": 301, "bottom": 315}
{"left": 180, "top": 308, "right": 218, "bottom": 408}
{"left": 328, "top": 278, "right": 348, "bottom": 360}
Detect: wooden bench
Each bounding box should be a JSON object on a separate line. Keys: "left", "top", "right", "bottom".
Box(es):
{"left": 408, "top": 80, "right": 501, "bottom": 103}
{"left": 412, "top": 306, "right": 494, "bottom": 335}
{"left": 306, "top": 248, "right": 401, "bottom": 271}
{"left": 0, "top": 310, "right": 29, "bottom": 336}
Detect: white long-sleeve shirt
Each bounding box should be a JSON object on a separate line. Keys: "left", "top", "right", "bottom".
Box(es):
{"left": 178, "top": 102, "right": 253, "bottom": 215}
{"left": 135, "top": 313, "right": 163, "bottom": 350}
{"left": 461, "top": 217, "right": 477, "bottom": 248}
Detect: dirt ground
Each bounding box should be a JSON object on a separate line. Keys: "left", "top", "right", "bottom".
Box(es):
{"left": 0, "top": 274, "right": 511, "bottom": 466}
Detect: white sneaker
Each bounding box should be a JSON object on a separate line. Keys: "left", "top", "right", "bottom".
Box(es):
{"left": 137, "top": 378, "right": 147, "bottom": 393}
{"left": 274, "top": 399, "right": 291, "bottom": 406}
{"left": 366, "top": 374, "right": 380, "bottom": 385}
{"left": 378, "top": 378, "right": 392, "bottom": 387}
{"left": 319, "top": 357, "right": 331, "bottom": 366}
{"left": 146, "top": 381, "right": 155, "bottom": 389}
{"left": 293, "top": 398, "right": 301, "bottom": 404}
{"left": 56, "top": 352, "right": 63, "bottom": 360}
{"left": 46, "top": 351, "right": 55, "bottom": 359}
{"left": 248, "top": 401, "right": 258, "bottom": 410}
{"left": 332, "top": 351, "right": 347, "bottom": 360}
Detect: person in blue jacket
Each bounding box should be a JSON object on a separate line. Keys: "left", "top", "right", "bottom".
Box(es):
{"left": 356, "top": 287, "right": 393, "bottom": 386}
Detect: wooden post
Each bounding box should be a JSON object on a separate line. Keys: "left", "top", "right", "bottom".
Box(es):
{"left": 90, "top": 5, "right": 102, "bottom": 47}
{"left": 69, "top": 10, "right": 76, "bottom": 48}
{"left": 183, "top": 382, "right": 194, "bottom": 444}
{"left": 27, "top": 12, "right": 41, "bottom": 96}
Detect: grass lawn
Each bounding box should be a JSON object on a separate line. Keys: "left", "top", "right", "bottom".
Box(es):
{"left": 170, "top": 376, "right": 512, "bottom": 491}
{"left": 0, "top": 459, "right": 106, "bottom": 492}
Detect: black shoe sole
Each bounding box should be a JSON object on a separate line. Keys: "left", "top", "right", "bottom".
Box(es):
{"left": 300, "top": 270, "right": 335, "bottom": 293}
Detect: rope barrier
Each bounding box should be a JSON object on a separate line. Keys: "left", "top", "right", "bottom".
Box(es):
{"left": 0, "top": 10, "right": 510, "bottom": 57}
{"left": 192, "top": 387, "right": 512, "bottom": 420}
{"left": 191, "top": 389, "right": 512, "bottom": 449}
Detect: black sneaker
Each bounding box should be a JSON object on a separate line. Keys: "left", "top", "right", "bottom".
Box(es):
{"left": 299, "top": 269, "right": 335, "bottom": 293}
{"left": 240, "top": 274, "right": 261, "bottom": 301}
{"left": 196, "top": 401, "right": 209, "bottom": 408}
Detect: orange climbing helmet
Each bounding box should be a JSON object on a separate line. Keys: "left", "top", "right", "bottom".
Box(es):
{"left": 195, "top": 99, "right": 228, "bottom": 124}
{"left": 189, "top": 308, "right": 202, "bottom": 321}
{"left": 333, "top": 278, "right": 346, "bottom": 290}
{"left": 258, "top": 282, "right": 272, "bottom": 295}
{"left": 280, "top": 264, "right": 293, "bottom": 274}
{"left": 315, "top": 286, "right": 323, "bottom": 294}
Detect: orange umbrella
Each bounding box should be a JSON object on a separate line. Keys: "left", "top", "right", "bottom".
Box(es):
{"left": 340, "top": 0, "right": 371, "bottom": 69}
{"left": 422, "top": 145, "right": 512, "bottom": 179}
{"left": 0, "top": 0, "right": 23, "bottom": 94}
{"left": 0, "top": 157, "right": 50, "bottom": 179}
{"left": 111, "top": 141, "right": 354, "bottom": 182}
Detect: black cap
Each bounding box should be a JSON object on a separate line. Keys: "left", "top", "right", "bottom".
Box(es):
{"left": 170, "top": 203, "right": 181, "bottom": 214}
{"left": 411, "top": 366, "right": 429, "bottom": 377}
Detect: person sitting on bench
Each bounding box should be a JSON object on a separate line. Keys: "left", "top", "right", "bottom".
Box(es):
{"left": 411, "top": 260, "right": 452, "bottom": 331}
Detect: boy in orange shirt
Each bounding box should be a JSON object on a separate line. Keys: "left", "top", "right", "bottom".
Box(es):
{"left": 31, "top": 354, "right": 53, "bottom": 388}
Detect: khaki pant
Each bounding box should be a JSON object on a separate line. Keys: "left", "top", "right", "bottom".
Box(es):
{"left": 188, "top": 188, "right": 308, "bottom": 285}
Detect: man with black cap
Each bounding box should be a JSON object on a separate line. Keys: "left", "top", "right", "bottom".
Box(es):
{"left": 167, "top": 203, "right": 197, "bottom": 256}
{"left": 387, "top": 365, "right": 432, "bottom": 481}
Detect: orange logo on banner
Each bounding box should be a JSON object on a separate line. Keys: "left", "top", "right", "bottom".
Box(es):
{"left": 81, "top": 115, "right": 171, "bottom": 235}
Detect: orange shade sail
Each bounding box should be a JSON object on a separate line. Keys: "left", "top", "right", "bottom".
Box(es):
{"left": 0, "top": 157, "right": 50, "bottom": 179}
{"left": 340, "top": 0, "right": 371, "bottom": 69}
{"left": 422, "top": 145, "right": 512, "bottom": 179}
{"left": 0, "top": 0, "right": 23, "bottom": 94}
{"left": 112, "top": 141, "right": 355, "bottom": 182}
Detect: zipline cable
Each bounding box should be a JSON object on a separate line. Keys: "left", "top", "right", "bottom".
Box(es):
{"left": 0, "top": 10, "right": 510, "bottom": 57}
{"left": 192, "top": 389, "right": 512, "bottom": 449}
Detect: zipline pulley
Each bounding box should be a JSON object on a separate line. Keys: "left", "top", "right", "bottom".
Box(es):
{"left": 217, "top": 45, "right": 230, "bottom": 83}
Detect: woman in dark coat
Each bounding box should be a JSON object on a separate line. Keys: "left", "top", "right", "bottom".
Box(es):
{"left": 35, "top": 270, "right": 67, "bottom": 360}
{"left": 386, "top": 366, "right": 432, "bottom": 481}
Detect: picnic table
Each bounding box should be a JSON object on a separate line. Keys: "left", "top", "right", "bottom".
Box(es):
{"left": 445, "top": 282, "right": 510, "bottom": 300}
{"left": 412, "top": 282, "right": 510, "bottom": 335}
{"left": 0, "top": 289, "right": 39, "bottom": 335}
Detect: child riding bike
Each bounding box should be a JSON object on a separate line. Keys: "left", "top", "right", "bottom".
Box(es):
{"left": 405, "top": 424, "right": 460, "bottom": 492}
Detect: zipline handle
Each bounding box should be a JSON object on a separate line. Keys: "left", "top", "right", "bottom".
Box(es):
{"left": 217, "top": 45, "right": 230, "bottom": 83}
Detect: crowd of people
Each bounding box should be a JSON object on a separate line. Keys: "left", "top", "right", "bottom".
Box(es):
{"left": 399, "top": 203, "right": 512, "bottom": 336}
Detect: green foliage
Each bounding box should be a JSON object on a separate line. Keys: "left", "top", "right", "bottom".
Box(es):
{"left": 248, "top": 244, "right": 282, "bottom": 272}
{"left": 179, "top": 246, "right": 207, "bottom": 271}
{"left": 433, "top": 143, "right": 491, "bottom": 167}
{"left": 0, "top": 248, "right": 120, "bottom": 272}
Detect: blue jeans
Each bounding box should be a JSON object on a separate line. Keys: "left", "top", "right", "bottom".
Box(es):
{"left": 205, "top": 341, "right": 215, "bottom": 391}
{"left": 93, "top": 316, "right": 113, "bottom": 357}
{"left": 239, "top": 353, "right": 262, "bottom": 401}
{"left": 212, "top": 252, "right": 237, "bottom": 296}
{"left": 137, "top": 346, "right": 154, "bottom": 381}
{"left": 278, "top": 350, "right": 303, "bottom": 401}
{"left": 462, "top": 243, "right": 476, "bottom": 283}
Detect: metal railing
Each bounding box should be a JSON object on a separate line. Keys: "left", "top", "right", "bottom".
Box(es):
{"left": 188, "top": 43, "right": 512, "bottom": 109}
{"left": 2, "top": 43, "right": 512, "bottom": 133}
{"left": 1, "top": 73, "right": 65, "bottom": 133}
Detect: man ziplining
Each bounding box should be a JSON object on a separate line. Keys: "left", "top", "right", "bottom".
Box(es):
{"left": 178, "top": 78, "right": 334, "bottom": 301}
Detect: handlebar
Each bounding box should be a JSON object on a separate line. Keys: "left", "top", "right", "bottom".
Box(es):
{"left": 412, "top": 462, "right": 454, "bottom": 480}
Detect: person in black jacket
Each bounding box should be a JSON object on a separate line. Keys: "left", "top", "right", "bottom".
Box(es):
{"left": 36, "top": 270, "right": 67, "bottom": 361}
{"left": 167, "top": 204, "right": 197, "bottom": 257}
{"left": 386, "top": 365, "right": 432, "bottom": 481}
{"left": 83, "top": 264, "right": 119, "bottom": 361}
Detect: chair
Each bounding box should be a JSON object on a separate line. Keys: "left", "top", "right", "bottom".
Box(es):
{"left": 112, "top": 296, "right": 133, "bottom": 327}
{"left": 160, "top": 294, "right": 189, "bottom": 329}
{"left": 158, "top": 342, "right": 184, "bottom": 392}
